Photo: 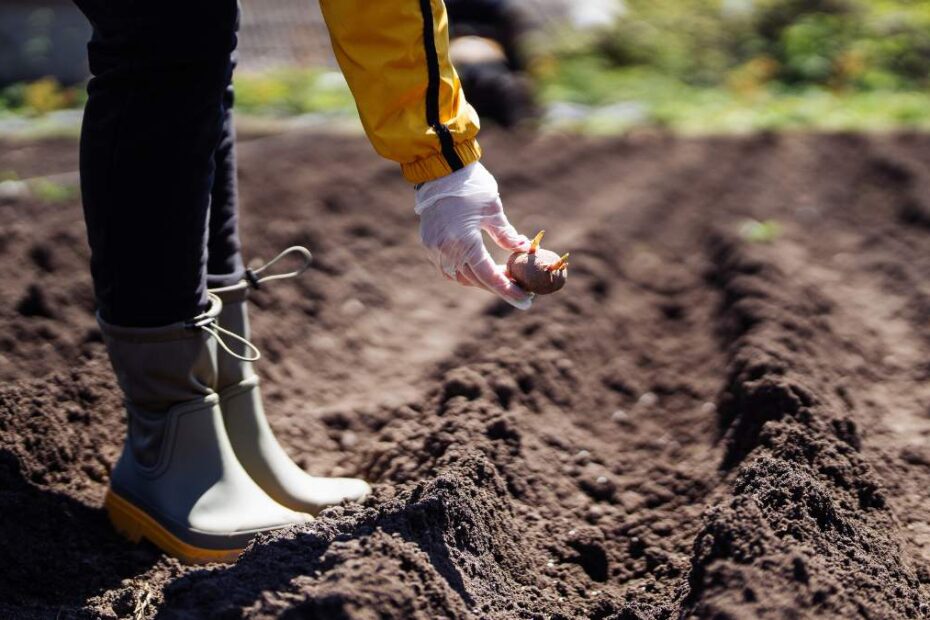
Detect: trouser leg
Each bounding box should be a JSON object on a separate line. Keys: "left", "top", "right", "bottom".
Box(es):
{"left": 73, "top": 3, "right": 310, "bottom": 565}
{"left": 207, "top": 48, "right": 246, "bottom": 290}
{"left": 76, "top": 0, "right": 239, "bottom": 327}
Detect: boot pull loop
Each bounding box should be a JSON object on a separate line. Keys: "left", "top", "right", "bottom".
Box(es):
{"left": 246, "top": 246, "right": 313, "bottom": 290}
{"left": 201, "top": 323, "right": 262, "bottom": 363}
{"left": 187, "top": 294, "right": 262, "bottom": 363}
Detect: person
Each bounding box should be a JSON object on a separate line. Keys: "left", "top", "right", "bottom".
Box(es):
{"left": 446, "top": 0, "right": 538, "bottom": 127}
{"left": 73, "top": 0, "right": 534, "bottom": 564}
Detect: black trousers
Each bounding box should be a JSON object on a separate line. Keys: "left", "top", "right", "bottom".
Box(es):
{"left": 75, "top": 0, "right": 245, "bottom": 327}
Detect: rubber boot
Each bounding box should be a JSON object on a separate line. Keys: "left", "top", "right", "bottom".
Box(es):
{"left": 212, "top": 279, "right": 371, "bottom": 514}
{"left": 100, "top": 295, "right": 309, "bottom": 564}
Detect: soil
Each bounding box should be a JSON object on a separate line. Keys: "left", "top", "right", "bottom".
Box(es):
{"left": 1, "top": 129, "right": 930, "bottom": 619}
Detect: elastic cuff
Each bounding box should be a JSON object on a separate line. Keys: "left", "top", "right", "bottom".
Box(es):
{"left": 401, "top": 139, "right": 482, "bottom": 185}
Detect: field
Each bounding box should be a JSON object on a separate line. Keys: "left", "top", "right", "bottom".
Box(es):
{"left": 2, "top": 130, "right": 930, "bottom": 618}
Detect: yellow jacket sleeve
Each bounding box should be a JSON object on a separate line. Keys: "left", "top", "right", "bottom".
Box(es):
{"left": 318, "top": 0, "right": 482, "bottom": 184}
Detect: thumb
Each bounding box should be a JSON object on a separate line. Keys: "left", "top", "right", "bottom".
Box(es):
{"left": 482, "top": 199, "right": 530, "bottom": 253}
{"left": 469, "top": 247, "right": 533, "bottom": 311}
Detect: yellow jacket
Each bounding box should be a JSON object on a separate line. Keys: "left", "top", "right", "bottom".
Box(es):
{"left": 319, "top": 0, "right": 481, "bottom": 184}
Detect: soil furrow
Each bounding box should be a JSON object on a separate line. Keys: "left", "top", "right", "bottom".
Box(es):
{"left": 2, "top": 132, "right": 930, "bottom": 619}
{"left": 158, "top": 134, "right": 736, "bottom": 619}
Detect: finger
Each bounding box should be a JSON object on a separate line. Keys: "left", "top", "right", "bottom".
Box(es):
{"left": 469, "top": 248, "right": 534, "bottom": 311}
{"left": 460, "top": 264, "right": 489, "bottom": 291}
{"left": 455, "top": 268, "right": 480, "bottom": 288}
{"left": 482, "top": 199, "right": 531, "bottom": 253}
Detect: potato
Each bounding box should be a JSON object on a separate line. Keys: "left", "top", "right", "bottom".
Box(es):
{"left": 506, "top": 231, "right": 568, "bottom": 295}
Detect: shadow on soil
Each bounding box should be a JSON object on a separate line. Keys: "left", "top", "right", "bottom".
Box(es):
{"left": 0, "top": 449, "right": 160, "bottom": 611}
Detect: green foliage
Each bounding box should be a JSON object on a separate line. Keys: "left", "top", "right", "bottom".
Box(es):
{"left": 592, "top": 0, "right": 757, "bottom": 87}
{"left": 538, "top": 0, "right": 930, "bottom": 133}
{"left": 2, "top": 1, "right": 927, "bottom": 137}
{"left": 233, "top": 69, "right": 355, "bottom": 116}
{"left": 581, "top": 0, "right": 930, "bottom": 90}
{"left": 1, "top": 70, "right": 356, "bottom": 121}
{"left": 0, "top": 77, "right": 83, "bottom": 116}
{"left": 778, "top": 13, "right": 857, "bottom": 84}
{"left": 29, "top": 179, "right": 78, "bottom": 203}
{"left": 538, "top": 55, "right": 930, "bottom": 133}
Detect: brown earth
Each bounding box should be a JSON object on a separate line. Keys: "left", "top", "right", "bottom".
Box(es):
{"left": 1, "top": 130, "right": 930, "bottom": 619}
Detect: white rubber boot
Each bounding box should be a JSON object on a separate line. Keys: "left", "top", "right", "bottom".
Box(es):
{"left": 101, "top": 295, "right": 309, "bottom": 564}
{"left": 211, "top": 249, "right": 371, "bottom": 514}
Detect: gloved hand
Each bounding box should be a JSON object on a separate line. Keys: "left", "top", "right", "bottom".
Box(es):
{"left": 416, "top": 162, "right": 533, "bottom": 310}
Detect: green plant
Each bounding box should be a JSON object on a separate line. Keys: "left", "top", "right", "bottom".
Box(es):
{"left": 739, "top": 219, "right": 782, "bottom": 243}
{"left": 0, "top": 78, "right": 83, "bottom": 117}
{"left": 581, "top": 0, "right": 930, "bottom": 90}
{"left": 778, "top": 13, "right": 859, "bottom": 85}
{"left": 233, "top": 69, "right": 355, "bottom": 116}
{"left": 29, "top": 179, "right": 78, "bottom": 203}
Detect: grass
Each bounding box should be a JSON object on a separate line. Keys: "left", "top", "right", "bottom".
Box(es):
{"left": 0, "top": 177, "right": 78, "bottom": 204}
{"left": 231, "top": 62, "right": 930, "bottom": 134}
{"left": 222, "top": 60, "right": 930, "bottom": 134}
{"left": 29, "top": 178, "right": 79, "bottom": 203}
{"left": 232, "top": 69, "right": 356, "bottom": 117}
{"left": 1, "top": 63, "right": 929, "bottom": 138}
{"left": 536, "top": 56, "right": 930, "bottom": 134}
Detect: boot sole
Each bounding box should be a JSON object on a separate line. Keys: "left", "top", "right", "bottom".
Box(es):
{"left": 105, "top": 489, "right": 243, "bottom": 564}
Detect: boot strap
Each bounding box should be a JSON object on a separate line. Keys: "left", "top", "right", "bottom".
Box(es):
{"left": 203, "top": 245, "right": 313, "bottom": 363}
{"left": 209, "top": 246, "right": 313, "bottom": 294}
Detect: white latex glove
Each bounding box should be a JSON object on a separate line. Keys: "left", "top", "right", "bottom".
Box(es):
{"left": 416, "top": 162, "right": 533, "bottom": 310}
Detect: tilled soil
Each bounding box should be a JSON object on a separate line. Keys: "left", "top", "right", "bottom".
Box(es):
{"left": 1, "top": 130, "right": 930, "bottom": 619}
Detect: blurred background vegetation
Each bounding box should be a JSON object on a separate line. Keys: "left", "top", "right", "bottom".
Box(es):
{"left": 536, "top": 0, "right": 930, "bottom": 132}
{"left": 1, "top": 0, "right": 929, "bottom": 135}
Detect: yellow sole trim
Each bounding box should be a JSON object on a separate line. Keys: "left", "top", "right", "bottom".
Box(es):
{"left": 104, "top": 489, "right": 243, "bottom": 565}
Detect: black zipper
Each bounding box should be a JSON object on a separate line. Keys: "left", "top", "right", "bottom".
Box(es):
{"left": 418, "top": 0, "right": 464, "bottom": 172}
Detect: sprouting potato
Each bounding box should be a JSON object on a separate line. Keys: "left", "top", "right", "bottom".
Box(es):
{"left": 506, "top": 230, "right": 569, "bottom": 295}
